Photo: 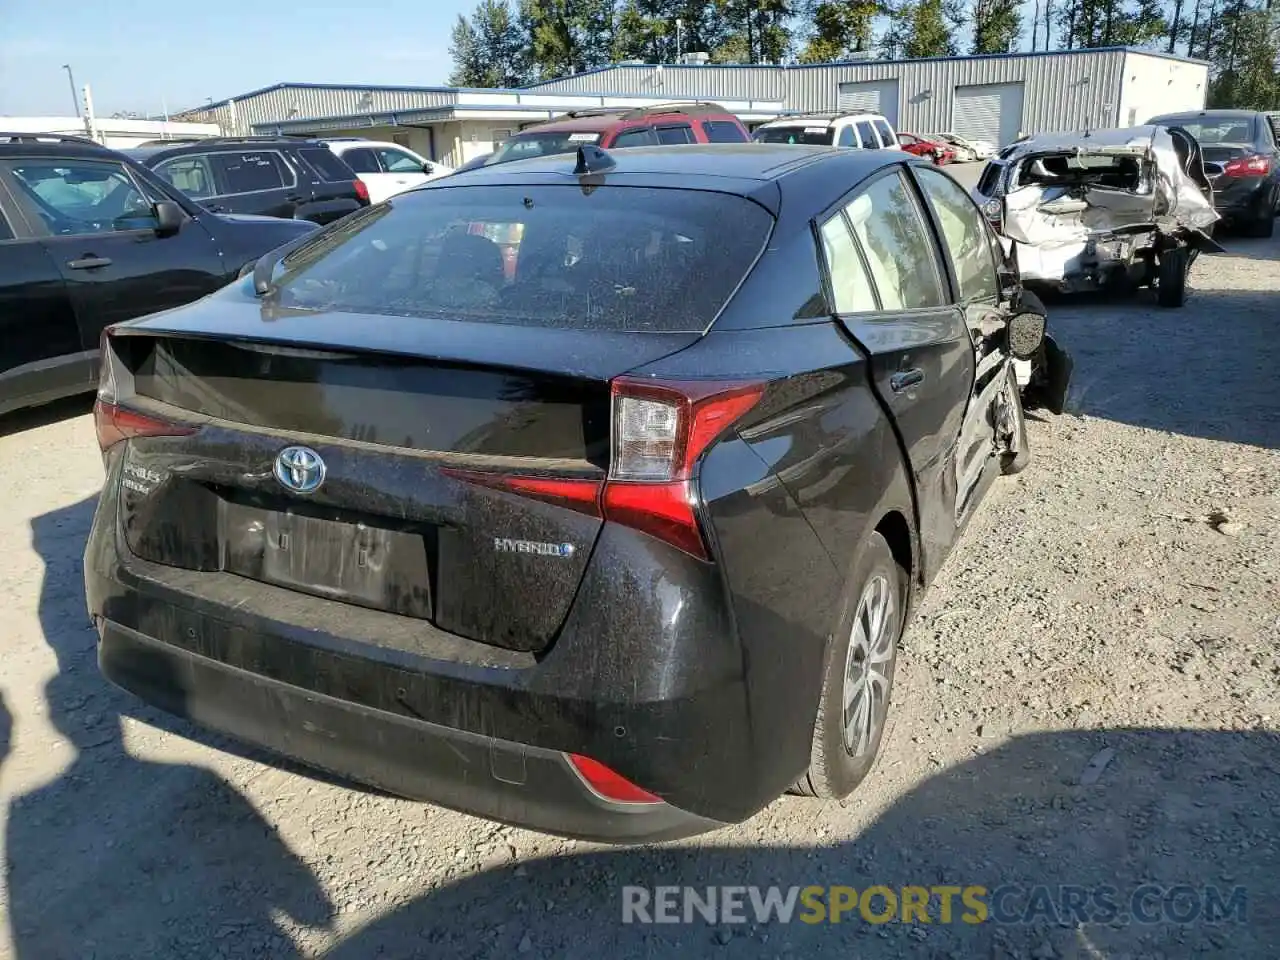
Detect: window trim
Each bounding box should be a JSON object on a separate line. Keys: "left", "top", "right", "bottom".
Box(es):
{"left": 150, "top": 153, "right": 218, "bottom": 201}
{"left": 374, "top": 145, "right": 427, "bottom": 173}
{"left": 909, "top": 164, "right": 1002, "bottom": 306}
{"left": 160, "top": 148, "right": 298, "bottom": 199}
{"left": 2, "top": 156, "right": 165, "bottom": 240}
{"left": 815, "top": 165, "right": 949, "bottom": 313}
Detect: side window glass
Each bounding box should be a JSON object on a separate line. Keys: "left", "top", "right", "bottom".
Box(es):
{"left": 819, "top": 215, "right": 877, "bottom": 313}
{"left": 976, "top": 161, "right": 1004, "bottom": 197}
{"left": 343, "top": 149, "right": 381, "bottom": 174}
{"left": 0, "top": 208, "right": 12, "bottom": 240}
{"left": 915, "top": 167, "right": 1000, "bottom": 303}
{"left": 7, "top": 159, "right": 157, "bottom": 235}
{"left": 701, "top": 120, "right": 747, "bottom": 143}
{"left": 844, "top": 171, "right": 945, "bottom": 310}
{"left": 873, "top": 119, "right": 896, "bottom": 146}
{"left": 855, "top": 121, "right": 877, "bottom": 148}
{"left": 611, "top": 127, "right": 658, "bottom": 148}
{"left": 656, "top": 125, "right": 695, "bottom": 145}
{"left": 208, "top": 152, "right": 289, "bottom": 194}
{"left": 154, "top": 156, "right": 216, "bottom": 199}
{"left": 376, "top": 147, "right": 425, "bottom": 173}
{"left": 837, "top": 126, "right": 857, "bottom": 147}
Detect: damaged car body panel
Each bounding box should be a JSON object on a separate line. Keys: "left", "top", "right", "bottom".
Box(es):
{"left": 987, "top": 126, "right": 1222, "bottom": 302}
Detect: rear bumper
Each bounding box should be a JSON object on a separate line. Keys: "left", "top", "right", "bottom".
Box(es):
{"left": 1211, "top": 176, "right": 1271, "bottom": 216}
{"left": 97, "top": 619, "right": 719, "bottom": 842}
{"left": 84, "top": 462, "right": 800, "bottom": 839}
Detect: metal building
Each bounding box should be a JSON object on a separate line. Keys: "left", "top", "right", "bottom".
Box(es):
{"left": 524, "top": 47, "right": 1210, "bottom": 147}
{"left": 173, "top": 83, "right": 782, "bottom": 166}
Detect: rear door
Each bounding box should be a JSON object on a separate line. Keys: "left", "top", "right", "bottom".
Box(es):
{"left": 911, "top": 165, "right": 1007, "bottom": 515}
{"left": 817, "top": 167, "right": 975, "bottom": 572}
{"left": 0, "top": 174, "right": 87, "bottom": 415}
{"left": 605, "top": 127, "right": 659, "bottom": 148}
{"left": 1, "top": 154, "right": 226, "bottom": 357}
{"left": 203, "top": 149, "right": 300, "bottom": 219}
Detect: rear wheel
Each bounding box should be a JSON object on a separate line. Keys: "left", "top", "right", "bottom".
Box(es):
{"left": 794, "top": 532, "right": 903, "bottom": 800}
{"left": 1157, "top": 246, "right": 1189, "bottom": 307}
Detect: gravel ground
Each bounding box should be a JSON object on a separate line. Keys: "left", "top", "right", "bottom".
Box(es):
{"left": 0, "top": 214, "right": 1277, "bottom": 959}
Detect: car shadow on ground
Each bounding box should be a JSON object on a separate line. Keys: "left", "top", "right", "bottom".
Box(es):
{"left": 0, "top": 394, "right": 94, "bottom": 439}
{"left": 1038, "top": 248, "right": 1280, "bottom": 449}
{"left": 10, "top": 499, "right": 1278, "bottom": 958}
{"left": 318, "top": 727, "right": 1277, "bottom": 960}
{"left": 4, "top": 496, "right": 338, "bottom": 959}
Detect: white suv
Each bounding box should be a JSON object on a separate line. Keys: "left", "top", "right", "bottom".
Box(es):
{"left": 752, "top": 113, "right": 902, "bottom": 151}
{"left": 321, "top": 139, "right": 453, "bottom": 203}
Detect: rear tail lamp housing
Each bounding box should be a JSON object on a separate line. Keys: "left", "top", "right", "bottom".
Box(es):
{"left": 1223, "top": 154, "right": 1271, "bottom": 177}
{"left": 94, "top": 325, "right": 194, "bottom": 452}
{"left": 444, "top": 378, "right": 764, "bottom": 561}
{"left": 353, "top": 179, "right": 371, "bottom": 203}
{"left": 605, "top": 378, "right": 764, "bottom": 559}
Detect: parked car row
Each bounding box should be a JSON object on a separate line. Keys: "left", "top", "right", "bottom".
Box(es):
{"left": 0, "top": 132, "right": 317, "bottom": 417}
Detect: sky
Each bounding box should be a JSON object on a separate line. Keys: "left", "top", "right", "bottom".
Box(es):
{"left": 0, "top": 0, "right": 474, "bottom": 117}
{"left": 0, "top": 0, "right": 1072, "bottom": 120}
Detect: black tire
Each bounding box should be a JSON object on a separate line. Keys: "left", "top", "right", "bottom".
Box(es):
{"left": 794, "top": 531, "right": 904, "bottom": 800}
{"left": 999, "top": 364, "right": 1031, "bottom": 474}
{"left": 1157, "top": 246, "right": 1189, "bottom": 308}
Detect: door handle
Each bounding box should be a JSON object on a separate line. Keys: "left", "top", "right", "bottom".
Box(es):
{"left": 67, "top": 256, "right": 113, "bottom": 270}
{"left": 285, "top": 194, "right": 304, "bottom": 203}
{"left": 891, "top": 368, "right": 925, "bottom": 393}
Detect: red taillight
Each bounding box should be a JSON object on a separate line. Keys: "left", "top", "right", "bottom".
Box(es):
{"left": 567, "top": 753, "right": 662, "bottom": 804}
{"left": 439, "top": 469, "right": 602, "bottom": 518}
{"left": 353, "top": 179, "right": 370, "bottom": 203}
{"left": 442, "top": 379, "right": 764, "bottom": 561}
{"left": 603, "top": 378, "right": 764, "bottom": 560}
{"left": 1223, "top": 154, "right": 1271, "bottom": 177}
{"left": 94, "top": 399, "right": 195, "bottom": 452}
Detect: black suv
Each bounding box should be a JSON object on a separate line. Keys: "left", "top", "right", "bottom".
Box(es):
{"left": 1148, "top": 108, "right": 1280, "bottom": 236}
{"left": 127, "top": 136, "right": 370, "bottom": 224}
{"left": 0, "top": 133, "right": 318, "bottom": 418}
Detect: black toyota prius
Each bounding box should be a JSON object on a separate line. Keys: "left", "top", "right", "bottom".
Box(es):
{"left": 85, "top": 143, "right": 1071, "bottom": 842}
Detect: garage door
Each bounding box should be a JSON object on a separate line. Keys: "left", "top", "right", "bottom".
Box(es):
{"left": 837, "top": 80, "right": 900, "bottom": 126}
{"left": 952, "top": 83, "right": 1025, "bottom": 148}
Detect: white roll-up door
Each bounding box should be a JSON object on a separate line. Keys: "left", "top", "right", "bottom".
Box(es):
{"left": 836, "top": 80, "right": 900, "bottom": 126}
{"left": 952, "top": 83, "right": 1025, "bottom": 147}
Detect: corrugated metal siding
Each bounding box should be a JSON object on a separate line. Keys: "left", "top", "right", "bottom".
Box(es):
{"left": 526, "top": 52, "right": 1125, "bottom": 137}
{"left": 524, "top": 65, "right": 783, "bottom": 101}
{"left": 176, "top": 86, "right": 455, "bottom": 134}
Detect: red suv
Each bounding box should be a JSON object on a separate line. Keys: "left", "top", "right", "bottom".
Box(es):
{"left": 481, "top": 103, "right": 750, "bottom": 167}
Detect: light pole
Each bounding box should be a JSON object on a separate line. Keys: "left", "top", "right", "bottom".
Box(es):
{"left": 676, "top": 18, "right": 684, "bottom": 62}
{"left": 63, "top": 64, "right": 81, "bottom": 118}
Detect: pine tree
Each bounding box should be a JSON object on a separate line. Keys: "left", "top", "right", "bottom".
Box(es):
{"left": 449, "top": 2, "right": 530, "bottom": 88}
{"left": 972, "top": 0, "right": 1021, "bottom": 52}
{"left": 903, "top": 0, "right": 956, "bottom": 57}
{"left": 1208, "top": 0, "right": 1280, "bottom": 109}
{"left": 520, "top": 0, "right": 617, "bottom": 79}
{"left": 799, "top": 0, "right": 881, "bottom": 62}
{"left": 712, "top": 0, "right": 793, "bottom": 64}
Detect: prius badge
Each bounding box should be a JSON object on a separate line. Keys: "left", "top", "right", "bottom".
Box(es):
{"left": 274, "top": 446, "right": 326, "bottom": 495}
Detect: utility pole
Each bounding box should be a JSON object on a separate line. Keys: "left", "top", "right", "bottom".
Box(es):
{"left": 676, "top": 18, "right": 684, "bottom": 61}
{"left": 62, "top": 64, "right": 81, "bottom": 118}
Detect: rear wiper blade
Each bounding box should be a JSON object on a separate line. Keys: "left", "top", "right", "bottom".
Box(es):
{"left": 252, "top": 205, "right": 388, "bottom": 297}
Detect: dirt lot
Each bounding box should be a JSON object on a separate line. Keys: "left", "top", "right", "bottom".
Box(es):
{"left": 0, "top": 217, "right": 1277, "bottom": 959}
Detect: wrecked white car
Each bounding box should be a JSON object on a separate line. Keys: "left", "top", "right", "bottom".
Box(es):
{"left": 971, "top": 125, "right": 1222, "bottom": 307}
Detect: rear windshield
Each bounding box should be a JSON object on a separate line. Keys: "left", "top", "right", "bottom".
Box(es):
{"left": 1150, "top": 116, "right": 1257, "bottom": 145}
{"left": 300, "top": 147, "right": 355, "bottom": 182}
{"left": 270, "top": 184, "right": 774, "bottom": 333}
{"left": 489, "top": 131, "right": 601, "bottom": 164}
{"left": 753, "top": 125, "right": 834, "bottom": 146}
